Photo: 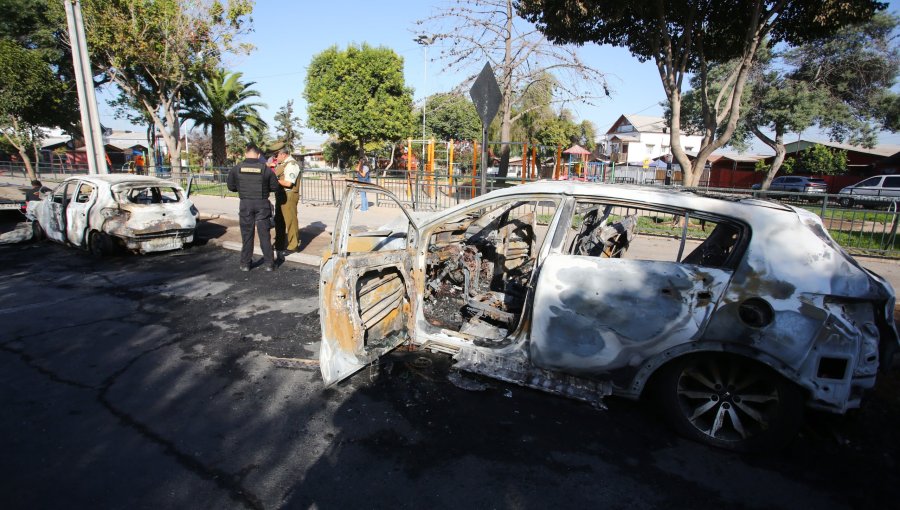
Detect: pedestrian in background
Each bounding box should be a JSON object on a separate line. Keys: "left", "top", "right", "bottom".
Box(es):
{"left": 356, "top": 157, "right": 370, "bottom": 211}
{"left": 133, "top": 153, "right": 145, "bottom": 175}
{"left": 227, "top": 144, "right": 279, "bottom": 272}
{"left": 274, "top": 148, "right": 302, "bottom": 255}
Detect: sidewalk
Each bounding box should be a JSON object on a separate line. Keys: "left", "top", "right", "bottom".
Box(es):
{"left": 189, "top": 194, "right": 406, "bottom": 267}
{"left": 5, "top": 175, "right": 900, "bottom": 292}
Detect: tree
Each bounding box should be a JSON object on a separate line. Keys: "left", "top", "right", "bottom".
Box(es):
{"left": 0, "top": 39, "right": 74, "bottom": 180}
{"left": 182, "top": 69, "right": 266, "bottom": 166}
{"left": 304, "top": 44, "right": 415, "bottom": 157}
{"left": 83, "top": 0, "right": 254, "bottom": 172}
{"left": 786, "top": 12, "right": 900, "bottom": 146}
{"left": 520, "top": 0, "right": 885, "bottom": 186}
{"left": 791, "top": 143, "right": 848, "bottom": 175}
{"left": 187, "top": 131, "right": 212, "bottom": 166}
{"left": 419, "top": 0, "right": 606, "bottom": 177}
{"left": 0, "top": 0, "right": 77, "bottom": 180}
{"left": 417, "top": 93, "right": 481, "bottom": 141}
{"left": 711, "top": 14, "right": 897, "bottom": 190}
{"left": 274, "top": 99, "right": 302, "bottom": 152}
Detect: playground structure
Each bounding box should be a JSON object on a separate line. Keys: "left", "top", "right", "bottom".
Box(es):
{"left": 301, "top": 137, "right": 675, "bottom": 211}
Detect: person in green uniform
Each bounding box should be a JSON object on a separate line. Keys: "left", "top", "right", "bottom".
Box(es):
{"left": 275, "top": 148, "right": 302, "bottom": 255}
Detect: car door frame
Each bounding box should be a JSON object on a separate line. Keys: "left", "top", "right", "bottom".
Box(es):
{"left": 319, "top": 182, "right": 420, "bottom": 386}
{"left": 44, "top": 180, "right": 72, "bottom": 243}
{"left": 528, "top": 196, "right": 744, "bottom": 378}
{"left": 65, "top": 180, "right": 97, "bottom": 247}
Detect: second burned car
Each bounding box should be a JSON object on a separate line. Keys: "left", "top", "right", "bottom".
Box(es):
{"left": 26, "top": 174, "right": 198, "bottom": 255}
{"left": 318, "top": 182, "right": 898, "bottom": 451}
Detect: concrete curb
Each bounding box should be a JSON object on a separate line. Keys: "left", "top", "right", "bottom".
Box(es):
{"left": 220, "top": 240, "right": 321, "bottom": 267}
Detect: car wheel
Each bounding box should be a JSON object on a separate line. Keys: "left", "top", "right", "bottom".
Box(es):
{"left": 839, "top": 197, "right": 854, "bottom": 208}
{"left": 88, "top": 231, "right": 110, "bottom": 257}
{"left": 31, "top": 221, "right": 45, "bottom": 241}
{"left": 656, "top": 354, "right": 803, "bottom": 452}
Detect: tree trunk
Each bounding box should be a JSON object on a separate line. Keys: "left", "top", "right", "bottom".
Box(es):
{"left": 752, "top": 125, "right": 786, "bottom": 190}
{"left": 496, "top": 0, "right": 514, "bottom": 179}
{"left": 18, "top": 149, "right": 36, "bottom": 182}
{"left": 2, "top": 128, "right": 36, "bottom": 182}
{"left": 212, "top": 122, "right": 226, "bottom": 167}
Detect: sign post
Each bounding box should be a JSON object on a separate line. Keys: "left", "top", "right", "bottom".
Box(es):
{"left": 469, "top": 63, "right": 502, "bottom": 196}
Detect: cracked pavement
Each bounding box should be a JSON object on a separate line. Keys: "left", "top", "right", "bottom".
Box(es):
{"left": 1, "top": 239, "right": 898, "bottom": 509}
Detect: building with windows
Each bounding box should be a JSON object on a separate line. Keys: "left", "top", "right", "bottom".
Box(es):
{"left": 604, "top": 114, "right": 704, "bottom": 165}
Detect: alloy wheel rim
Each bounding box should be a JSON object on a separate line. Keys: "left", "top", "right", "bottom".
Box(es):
{"left": 675, "top": 359, "right": 779, "bottom": 442}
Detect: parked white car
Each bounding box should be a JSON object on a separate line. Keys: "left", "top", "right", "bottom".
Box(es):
{"left": 319, "top": 181, "right": 898, "bottom": 451}
{"left": 26, "top": 175, "right": 198, "bottom": 255}
{"left": 838, "top": 174, "right": 900, "bottom": 207}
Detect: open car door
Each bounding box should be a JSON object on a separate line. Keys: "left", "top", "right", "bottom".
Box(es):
{"left": 319, "top": 182, "right": 420, "bottom": 386}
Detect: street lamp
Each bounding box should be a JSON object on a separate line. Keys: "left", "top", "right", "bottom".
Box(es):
{"left": 414, "top": 34, "right": 436, "bottom": 142}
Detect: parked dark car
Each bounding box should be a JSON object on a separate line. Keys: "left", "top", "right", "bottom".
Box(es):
{"left": 751, "top": 176, "right": 828, "bottom": 194}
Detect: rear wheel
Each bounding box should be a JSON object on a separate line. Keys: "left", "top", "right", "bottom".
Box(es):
{"left": 656, "top": 354, "right": 803, "bottom": 452}
{"left": 88, "top": 231, "right": 111, "bottom": 257}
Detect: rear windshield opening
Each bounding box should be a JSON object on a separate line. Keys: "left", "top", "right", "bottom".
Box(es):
{"left": 809, "top": 179, "right": 827, "bottom": 184}
{"left": 117, "top": 186, "right": 182, "bottom": 204}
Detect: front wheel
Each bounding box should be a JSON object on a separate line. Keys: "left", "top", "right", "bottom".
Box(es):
{"left": 656, "top": 354, "right": 803, "bottom": 452}
{"left": 31, "top": 221, "right": 45, "bottom": 241}
{"left": 839, "top": 196, "right": 854, "bottom": 208}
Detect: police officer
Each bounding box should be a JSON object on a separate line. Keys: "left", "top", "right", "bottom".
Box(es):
{"left": 274, "top": 148, "right": 302, "bottom": 254}
{"left": 227, "top": 144, "right": 279, "bottom": 271}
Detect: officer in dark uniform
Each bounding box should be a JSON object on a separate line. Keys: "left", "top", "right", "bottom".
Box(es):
{"left": 227, "top": 144, "right": 279, "bottom": 271}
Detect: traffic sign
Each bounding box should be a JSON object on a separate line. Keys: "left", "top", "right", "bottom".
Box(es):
{"left": 469, "top": 62, "right": 502, "bottom": 126}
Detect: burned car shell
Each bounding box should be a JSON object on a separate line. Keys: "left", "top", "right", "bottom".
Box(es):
{"left": 320, "top": 182, "right": 898, "bottom": 420}
{"left": 26, "top": 174, "right": 196, "bottom": 254}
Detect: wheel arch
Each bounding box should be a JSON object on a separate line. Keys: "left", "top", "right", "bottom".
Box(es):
{"left": 626, "top": 342, "right": 809, "bottom": 401}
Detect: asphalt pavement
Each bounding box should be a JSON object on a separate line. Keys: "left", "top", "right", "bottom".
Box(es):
{"left": 1, "top": 237, "right": 899, "bottom": 509}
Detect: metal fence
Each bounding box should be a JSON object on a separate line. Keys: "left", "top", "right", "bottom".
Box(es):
{"left": 7, "top": 159, "right": 900, "bottom": 257}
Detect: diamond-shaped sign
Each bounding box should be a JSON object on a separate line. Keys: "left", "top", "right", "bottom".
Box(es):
{"left": 469, "top": 62, "right": 502, "bottom": 126}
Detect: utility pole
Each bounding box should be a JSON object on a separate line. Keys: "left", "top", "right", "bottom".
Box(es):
{"left": 64, "top": 0, "right": 107, "bottom": 174}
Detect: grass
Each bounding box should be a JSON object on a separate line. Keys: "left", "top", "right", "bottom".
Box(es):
{"left": 828, "top": 229, "right": 898, "bottom": 254}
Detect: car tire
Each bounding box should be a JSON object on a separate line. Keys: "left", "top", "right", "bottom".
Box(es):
{"left": 31, "top": 221, "right": 45, "bottom": 241}
{"left": 839, "top": 197, "right": 854, "bottom": 208}
{"left": 655, "top": 354, "right": 803, "bottom": 452}
{"left": 88, "top": 231, "right": 111, "bottom": 257}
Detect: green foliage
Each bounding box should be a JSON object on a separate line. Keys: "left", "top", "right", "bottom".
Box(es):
{"left": 755, "top": 156, "right": 795, "bottom": 175}
{"left": 519, "top": 1, "right": 884, "bottom": 72}
{"left": 274, "top": 100, "right": 303, "bottom": 152}
{"left": 796, "top": 144, "right": 847, "bottom": 175}
{"left": 0, "top": 35, "right": 75, "bottom": 178}
{"left": 786, "top": 12, "right": 900, "bottom": 145}
{"left": 304, "top": 44, "right": 414, "bottom": 154}
{"left": 322, "top": 137, "right": 358, "bottom": 168}
{"left": 418, "top": 93, "right": 481, "bottom": 141}
{"left": 182, "top": 68, "right": 266, "bottom": 165}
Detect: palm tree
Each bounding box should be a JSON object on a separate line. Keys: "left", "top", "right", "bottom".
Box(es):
{"left": 182, "top": 69, "right": 267, "bottom": 166}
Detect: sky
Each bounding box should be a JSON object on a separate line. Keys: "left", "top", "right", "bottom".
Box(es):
{"left": 95, "top": 0, "right": 900, "bottom": 154}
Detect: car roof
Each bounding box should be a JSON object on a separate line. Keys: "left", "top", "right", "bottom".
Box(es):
{"left": 64, "top": 174, "right": 180, "bottom": 188}
{"left": 452, "top": 181, "right": 797, "bottom": 225}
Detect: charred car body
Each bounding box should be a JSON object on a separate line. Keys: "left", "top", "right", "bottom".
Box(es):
{"left": 27, "top": 175, "right": 197, "bottom": 255}
{"left": 319, "top": 182, "right": 898, "bottom": 450}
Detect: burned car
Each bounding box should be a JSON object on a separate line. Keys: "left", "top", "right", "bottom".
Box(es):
{"left": 319, "top": 182, "right": 898, "bottom": 451}
{"left": 27, "top": 175, "right": 197, "bottom": 255}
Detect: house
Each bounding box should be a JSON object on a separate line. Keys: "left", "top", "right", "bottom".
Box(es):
{"left": 702, "top": 153, "right": 767, "bottom": 188}
{"left": 604, "top": 114, "right": 704, "bottom": 165}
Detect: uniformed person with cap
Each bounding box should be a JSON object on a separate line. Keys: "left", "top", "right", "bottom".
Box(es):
{"left": 274, "top": 147, "right": 302, "bottom": 254}
{"left": 227, "top": 143, "right": 280, "bottom": 271}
